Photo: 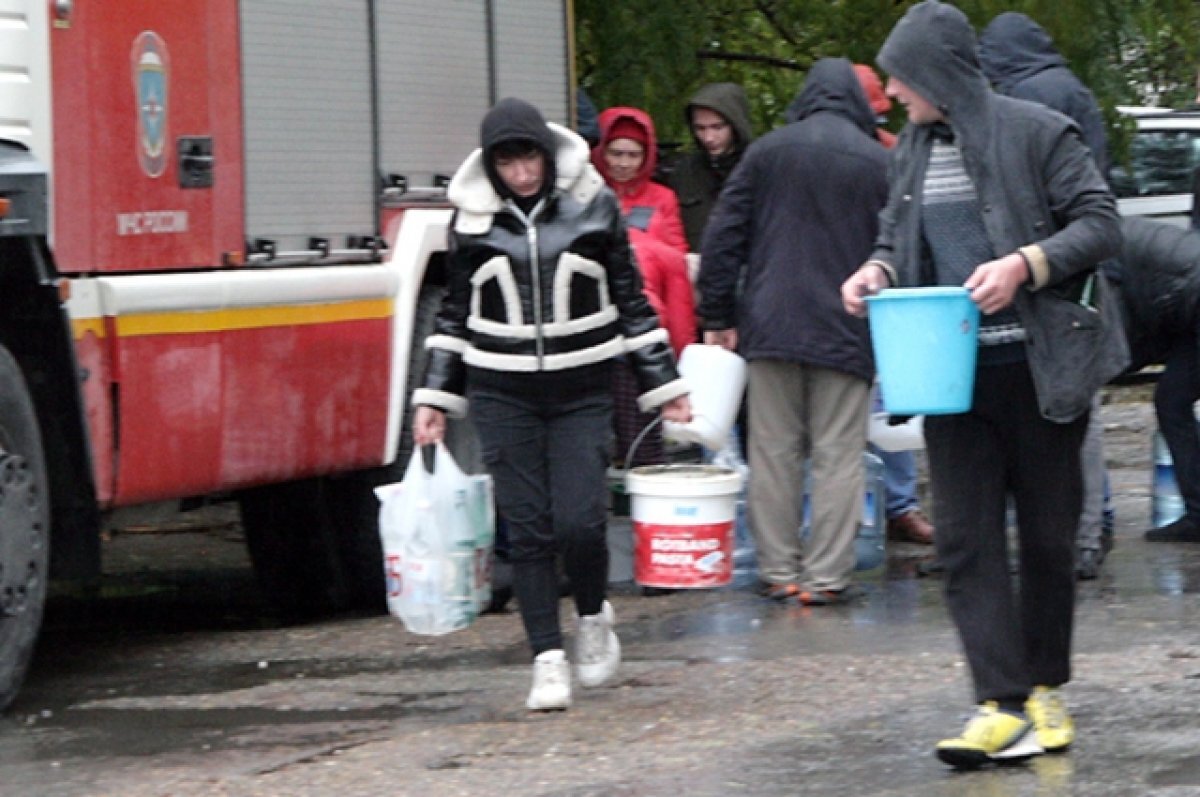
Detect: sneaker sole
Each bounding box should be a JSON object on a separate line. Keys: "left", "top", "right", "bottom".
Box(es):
{"left": 936, "top": 731, "right": 1044, "bottom": 769}
{"left": 526, "top": 697, "right": 570, "bottom": 712}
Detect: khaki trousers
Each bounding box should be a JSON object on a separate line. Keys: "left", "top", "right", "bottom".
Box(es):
{"left": 746, "top": 360, "right": 869, "bottom": 590}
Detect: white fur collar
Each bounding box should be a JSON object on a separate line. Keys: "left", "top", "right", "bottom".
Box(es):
{"left": 449, "top": 123, "right": 605, "bottom": 235}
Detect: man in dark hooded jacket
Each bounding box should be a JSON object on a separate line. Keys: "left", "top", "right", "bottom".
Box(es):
{"left": 978, "top": 12, "right": 1108, "bottom": 172}
{"left": 979, "top": 12, "right": 1116, "bottom": 580}
{"left": 841, "top": 0, "right": 1126, "bottom": 769}
{"left": 700, "top": 57, "right": 888, "bottom": 606}
{"left": 668, "top": 83, "right": 755, "bottom": 252}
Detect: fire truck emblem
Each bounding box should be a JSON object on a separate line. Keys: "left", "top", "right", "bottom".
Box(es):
{"left": 131, "top": 32, "right": 169, "bottom": 178}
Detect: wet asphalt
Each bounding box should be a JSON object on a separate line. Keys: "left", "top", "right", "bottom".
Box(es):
{"left": 1, "top": 391, "right": 1199, "bottom": 797}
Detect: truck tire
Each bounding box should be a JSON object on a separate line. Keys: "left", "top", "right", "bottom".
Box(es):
{"left": 239, "top": 283, "right": 480, "bottom": 618}
{"left": 0, "top": 345, "right": 51, "bottom": 712}
{"left": 238, "top": 478, "right": 345, "bottom": 621}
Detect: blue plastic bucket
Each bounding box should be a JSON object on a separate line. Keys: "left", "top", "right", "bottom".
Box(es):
{"left": 866, "top": 287, "right": 980, "bottom": 415}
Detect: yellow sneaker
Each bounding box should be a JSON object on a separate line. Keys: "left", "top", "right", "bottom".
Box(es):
{"left": 1026, "top": 686, "right": 1075, "bottom": 752}
{"left": 936, "top": 702, "right": 1044, "bottom": 769}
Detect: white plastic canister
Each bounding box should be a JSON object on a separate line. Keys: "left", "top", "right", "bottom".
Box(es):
{"left": 663, "top": 344, "right": 747, "bottom": 451}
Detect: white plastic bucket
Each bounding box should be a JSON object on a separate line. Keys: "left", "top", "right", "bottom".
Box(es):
{"left": 625, "top": 464, "right": 743, "bottom": 588}
{"left": 663, "top": 344, "right": 747, "bottom": 451}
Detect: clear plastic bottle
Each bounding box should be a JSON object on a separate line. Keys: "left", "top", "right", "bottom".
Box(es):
{"left": 856, "top": 452, "right": 886, "bottom": 571}
{"left": 711, "top": 428, "right": 755, "bottom": 576}
{"left": 1152, "top": 431, "right": 1185, "bottom": 528}
{"left": 399, "top": 498, "right": 442, "bottom": 635}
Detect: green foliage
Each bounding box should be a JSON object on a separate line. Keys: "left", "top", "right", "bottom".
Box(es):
{"left": 575, "top": 0, "right": 1200, "bottom": 152}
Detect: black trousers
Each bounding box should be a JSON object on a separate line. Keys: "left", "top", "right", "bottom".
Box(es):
{"left": 1155, "top": 336, "right": 1200, "bottom": 523}
{"left": 469, "top": 386, "right": 612, "bottom": 657}
{"left": 925, "top": 360, "right": 1087, "bottom": 705}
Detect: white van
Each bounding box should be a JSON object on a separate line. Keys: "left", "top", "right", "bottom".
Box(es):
{"left": 1108, "top": 107, "right": 1200, "bottom": 225}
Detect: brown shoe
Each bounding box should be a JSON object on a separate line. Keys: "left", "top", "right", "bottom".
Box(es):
{"left": 887, "top": 509, "right": 935, "bottom": 545}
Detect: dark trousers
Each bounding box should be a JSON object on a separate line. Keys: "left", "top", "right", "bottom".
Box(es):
{"left": 925, "top": 361, "right": 1087, "bottom": 705}
{"left": 469, "top": 387, "right": 612, "bottom": 657}
{"left": 1155, "top": 336, "right": 1200, "bottom": 522}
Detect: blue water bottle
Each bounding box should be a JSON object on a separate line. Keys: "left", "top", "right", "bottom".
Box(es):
{"left": 1152, "top": 431, "right": 1185, "bottom": 528}
{"left": 855, "top": 452, "right": 886, "bottom": 571}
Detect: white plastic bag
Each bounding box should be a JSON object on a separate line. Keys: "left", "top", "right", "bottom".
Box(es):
{"left": 374, "top": 442, "right": 494, "bottom": 635}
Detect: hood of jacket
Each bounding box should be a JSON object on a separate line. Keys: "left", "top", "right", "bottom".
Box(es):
{"left": 783, "top": 57, "right": 878, "bottom": 140}
{"left": 853, "top": 63, "right": 892, "bottom": 117}
{"left": 684, "top": 82, "right": 755, "bottom": 155}
{"left": 448, "top": 122, "right": 604, "bottom": 235}
{"left": 877, "top": 0, "right": 992, "bottom": 144}
{"left": 592, "top": 107, "right": 659, "bottom": 197}
{"left": 977, "top": 13, "right": 1067, "bottom": 95}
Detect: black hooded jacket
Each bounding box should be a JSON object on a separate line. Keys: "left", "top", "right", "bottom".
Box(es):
{"left": 1113, "top": 217, "right": 1200, "bottom": 370}
{"left": 413, "top": 101, "right": 686, "bottom": 419}
{"left": 667, "top": 83, "right": 755, "bottom": 251}
{"left": 978, "top": 12, "right": 1109, "bottom": 171}
{"left": 697, "top": 58, "right": 888, "bottom": 381}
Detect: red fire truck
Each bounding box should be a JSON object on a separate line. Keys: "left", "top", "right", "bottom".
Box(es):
{"left": 0, "top": 0, "right": 576, "bottom": 710}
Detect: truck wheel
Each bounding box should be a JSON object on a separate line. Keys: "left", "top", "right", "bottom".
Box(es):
{"left": 0, "top": 346, "right": 50, "bottom": 712}
{"left": 240, "top": 283, "right": 470, "bottom": 618}
{"left": 238, "top": 478, "right": 346, "bottom": 621}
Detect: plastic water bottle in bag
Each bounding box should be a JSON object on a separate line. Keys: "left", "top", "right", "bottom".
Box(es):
{"left": 398, "top": 497, "right": 444, "bottom": 635}
{"left": 375, "top": 443, "right": 495, "bottom": 636}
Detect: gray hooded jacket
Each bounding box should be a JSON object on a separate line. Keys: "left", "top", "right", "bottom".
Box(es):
{"left": 870, "top": 0, "right": 1127, "bottom": 422}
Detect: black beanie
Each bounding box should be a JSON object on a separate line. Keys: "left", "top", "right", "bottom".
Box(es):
{"left": 480, "top": 97, "right": 558, "bottom": 201}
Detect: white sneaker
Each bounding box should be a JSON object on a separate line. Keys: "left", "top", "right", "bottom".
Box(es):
{"left": 526, "top": 649, "right": 571, "bottom": 711}
{"left": 576, "top": 600, "right": 621, "bottom": 688}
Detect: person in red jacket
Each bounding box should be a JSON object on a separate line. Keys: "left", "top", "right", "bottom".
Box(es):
{"left": 593, "top": 107, "right": 696, "bottom": 469}
{"left": 593, "top": 107, "right": 689, "bottom": 254}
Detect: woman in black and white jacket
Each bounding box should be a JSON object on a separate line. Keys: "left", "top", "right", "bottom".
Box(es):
{"left": 412, "top": 98, "right": 691, "bottom": 712}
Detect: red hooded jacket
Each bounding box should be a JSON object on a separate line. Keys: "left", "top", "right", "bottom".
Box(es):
{"left": 853, "top": 64, "right": 897, "bottom": 150}
{"left": 592, "top": 107, "right": 689, "bottom": 254}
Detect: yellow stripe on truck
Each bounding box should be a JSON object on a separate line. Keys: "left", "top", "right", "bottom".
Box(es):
{"left": 104, "top": 298, "right": 394, "bottom": 337}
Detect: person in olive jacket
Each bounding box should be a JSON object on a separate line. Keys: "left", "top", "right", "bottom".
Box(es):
{"left": 667, "top": 82, "right": 755, "bottom": 252}
{"left": 412, "top": 98, "right": 691, "bottom": 713}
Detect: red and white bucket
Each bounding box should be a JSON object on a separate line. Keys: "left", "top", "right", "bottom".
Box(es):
{"left": 626, "top": 464, "right": 744, "bottom": 589}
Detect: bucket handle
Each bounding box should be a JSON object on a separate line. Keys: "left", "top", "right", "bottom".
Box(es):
{"left": 623, "top": 415, "right": 664, "bottom": 474}
{"left": 624, "top": 411, "right": 718, "bottom": 473}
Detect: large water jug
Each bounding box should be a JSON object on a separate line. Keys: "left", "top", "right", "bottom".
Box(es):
{"left": 799, "top": 452, "right": 886, "bottom": 571}
{"left": 709, "top": 428, "right": 756, "bottom": 584}
{"left": 1152, "top": 431, "right": 1185, "bottom": 528}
